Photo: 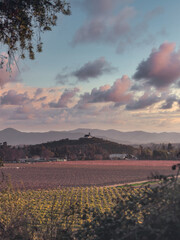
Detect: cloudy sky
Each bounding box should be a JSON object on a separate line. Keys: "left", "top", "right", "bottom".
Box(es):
{"left": 1, "top": 0, "right": 180, "bottom": 132}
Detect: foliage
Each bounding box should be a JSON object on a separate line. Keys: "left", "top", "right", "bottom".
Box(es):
{"left": 0, "top": 167, "right": 180, "bottom": 240}
{"left": 0, "top": 184, "right": 153, "bottom": 239}
{"left": 77, "top": 167, "right": 180, "bottom": 240}
{"left": 0, "top": 144, "right": 26, "bottom": 162}
{"left": 138, "top": 143, "right": 180, "bottom": 160}
{"left": 0, "top": 137, "right": 136, "bottom": 162}
{"left": 27, "top": 137, "right": 135, "bottom": 160}
{"left": 0, "top": 158, "right": 3, "bottom": 167}
{"left": 0, "top": 0, "right": 71, "bottom": 69}
{"left": 2, "top": 138, "right": 180, "bottom": 161}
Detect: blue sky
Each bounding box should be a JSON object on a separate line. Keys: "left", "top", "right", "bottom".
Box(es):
{"left": 1, "top": 0, "right": 180, "bottom": 132}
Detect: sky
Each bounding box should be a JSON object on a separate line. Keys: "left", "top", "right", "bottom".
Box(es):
{"left": 1, "top": 0, "right": 180, "bottom": 133}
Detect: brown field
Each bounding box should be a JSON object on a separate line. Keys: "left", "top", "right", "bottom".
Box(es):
{"left": 1, "top": 160, "right": 179, "bottom": 190}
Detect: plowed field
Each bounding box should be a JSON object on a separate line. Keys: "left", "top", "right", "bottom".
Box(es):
{"left": 1, "top": 160, "right": 178, "bottom": 189}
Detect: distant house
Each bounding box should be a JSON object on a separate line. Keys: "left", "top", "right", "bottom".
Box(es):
{"left": 56, "top": 158, "right": 67, "bottom": 162}
{"left": 49, "top": 158, "right": 67, "bottom": 162}
{"left": 32, "top": 155, "right": 41, "bottom": 161}
{"left": 48, "top": 158, "right": 58, "bottom": 162}
{"left": 19, "top": 158, "right": 26, "bottom": 163}
{"left": 109, "top": 154, "right": 137, "bottom": 160}
{"left": 109, "top": 154, "right": 128, "bottom": 160}
{"left": 84, "top": 132, "right": 93, "bottom": 138}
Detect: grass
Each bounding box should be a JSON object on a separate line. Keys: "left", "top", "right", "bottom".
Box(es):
{"left": 116, "top": 180, "right": 159, "bottom": 188}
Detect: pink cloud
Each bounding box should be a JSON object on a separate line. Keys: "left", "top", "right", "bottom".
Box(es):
{"left": 160, "top": 95, "right": 179, "bottom": 109}
{"left": 72, "top": 7, "right": 135, "bottom": 46}
{"left": 77, "top": 76, "right": 132, "bottom": 108}
{"left": 106, "top": 7, "right": 135, "bottom": 42}
{"left": 126, "top": 92, "right": 162, "bottom": 110}
{"left": 108, "top": 76, "right": 132, "bottom": 102}
{"left": 1, "top": 90, "right": 29, "bottom": 105}
{"left": 10, "top": 105, "right": 35, "bottom": 120}
{"left": 0, "top": 84, "right": 70, "bottom": 112}
{"left": 82, "top": 0, "right": 133, "bottom": 16}
{"left": 49, "top": 88, "right": 79, "bottom": 108}
{"left": 83, "top": 0, "right": 119, "bottom": 16}
{"left": 73, "top": 57, "right": 116, "bottom": 81}
{"left": 133, "top": 42, "right": 180, "bottom": 88}
{"left": 99, "top": 85, "right": 111, "bottom": 91}
{"left": 34, "top": 88, "right": 43, "bottom": 98}
{"left": 72, "top": 1, "right": 164, "bottom": 54}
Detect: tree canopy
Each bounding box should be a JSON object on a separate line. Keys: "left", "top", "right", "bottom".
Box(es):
{"left": 0, "top": 0, "right": 71, "bottom": 69}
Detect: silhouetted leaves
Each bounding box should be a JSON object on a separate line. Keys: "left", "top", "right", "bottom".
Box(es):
{"left": 0, "top": 0, "right": 71, "bottom": 66}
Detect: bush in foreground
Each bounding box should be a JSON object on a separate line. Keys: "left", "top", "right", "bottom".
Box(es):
{"left": 77, "top": 183, "right": 180, "bottom": 240}
{"left": 77, "top": 166, "right": 180, "bottom": 240}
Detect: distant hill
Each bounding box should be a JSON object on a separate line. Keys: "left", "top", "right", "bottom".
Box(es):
{"left": 70, "top": 129, "right": 180, "bottom": 145}
{"left": 0, "top": 128, "right": 84, "bottom": 146}
{"left": 41, "top": 137, "right": 135, "bottom": 154}
{"left": 28, "top": 137, "right": 135, "bottom": 161}
{"left": 0, "top": 128, "right": 180, "bottom": 145}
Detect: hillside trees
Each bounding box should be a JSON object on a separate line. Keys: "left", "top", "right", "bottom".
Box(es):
{"left": 0, "top": 0, "right": 71, "bottom": 69}
{"left": 36, "top": 137, "right": 134, "bottom": 160}
{"left": 137, "top": 143, "right": 180, "bottom": 160}
{"left": 0, "top": 158, "right": 3, "bottom": 166}
{"left": 0, "top": 144, "right": 25, "bottom": 162}
{"left": 152, "top": 149, "right": 168, "bottom": 160}
{"left": 41, "top": 146, "right": 54, "bottom": 160}
{"left": 137, "top": 146, "right": 153, "bottom": 160}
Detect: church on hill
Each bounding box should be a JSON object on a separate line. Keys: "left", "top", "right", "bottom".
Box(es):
{"left": 83, "top": 132, "right": 93, "bottom": 139}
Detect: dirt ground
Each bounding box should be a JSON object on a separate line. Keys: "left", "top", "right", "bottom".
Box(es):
{"left": 1, "top": 160, "right": 178, "bottom": 190}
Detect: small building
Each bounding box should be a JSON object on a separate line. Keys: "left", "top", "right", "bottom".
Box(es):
{"left": 32, "top": 155, "right": 41, "bottom": 161}
{"left": 109, "top": 154, "right": 137, "bottom": 160}
{"left": 48, "top": 158, "right": 58, "bottom": 162}
{"left": 19, "top": 158, "right": 27, "bottom": 163}
{"left": 49, "top": 157, "right": 67, "bottom": 162}
{"left": 84, "top": 132, "right": 93, "bottom": 138}
{"left": 56, "top": 158, "right": 67, "bottom": 162}
{"left": 109, "top": 154, "right": 128, "bottom": 160}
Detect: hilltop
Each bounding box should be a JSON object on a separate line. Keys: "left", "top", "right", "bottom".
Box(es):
{"left": 28, "top": 137, "right": 135, "bottom": 161}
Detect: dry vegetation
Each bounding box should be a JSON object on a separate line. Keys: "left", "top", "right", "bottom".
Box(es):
{"left": 1, "top": 160, "right": 177, "bottom": 189}
{"left": 0, "top": 161, "right": 179, "bottom": 240}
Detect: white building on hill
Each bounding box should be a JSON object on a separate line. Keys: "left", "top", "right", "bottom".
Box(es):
{"left": 83, "top": 132, "right": 93, "bottom": 138}
{"left": 109, "top": 154, "right": 128, "bottom": 160}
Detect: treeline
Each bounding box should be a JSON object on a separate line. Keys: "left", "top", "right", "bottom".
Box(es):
{"left": 0, "top": 143, "right": 26, "bottom": 163}
{"left": 0, "top": 138, "right": 180, "bottom": 162}
{"left": 137, "top": 143, "right": 180, "bottom": 160}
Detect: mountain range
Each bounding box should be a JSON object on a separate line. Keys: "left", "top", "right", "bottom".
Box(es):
{"left": 0, "top": 128, "right": 180, "bottom": 146}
